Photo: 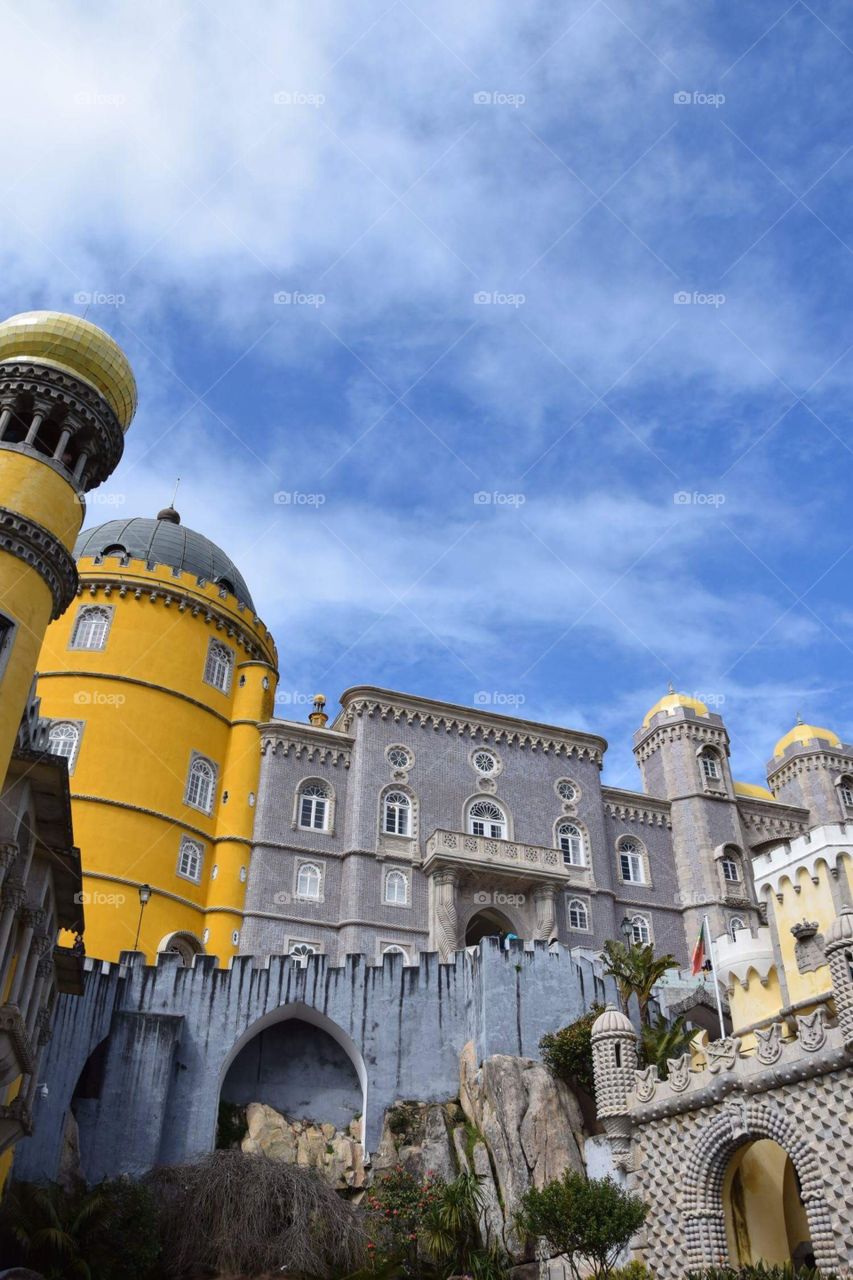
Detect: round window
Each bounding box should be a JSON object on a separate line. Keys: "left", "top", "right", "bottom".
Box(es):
{"left": 387, "top": 746, "right": 411, "bottom": 770}
{"left": 557, "top": 779, "right": 576, "bottom": 802}
{"left": 473, "top": 749, "right": 497, "bottom": 775}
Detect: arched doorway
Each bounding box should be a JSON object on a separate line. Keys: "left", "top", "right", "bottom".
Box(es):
{"left": 217, "top": 1003, "right": 368, "bottom": 1150}
{"left": 465, "top": 907, "right": 516, "bottom": 947}
{"left": 724, "top": 1139, "right": 813, "bottom": 1266}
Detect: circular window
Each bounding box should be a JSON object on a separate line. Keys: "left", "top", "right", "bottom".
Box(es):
{"left": 387, "top": 745, "right": 412, "bottom": 770}
{"left": 472, "top": 749, "right": 498, "bottom": 775}
{"left": 556, "top": 779, "right": 577, "bottom": 802}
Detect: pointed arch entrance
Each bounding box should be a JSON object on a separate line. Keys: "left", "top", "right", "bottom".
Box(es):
{"left": 682, "top": 1101, "right": 837, "bottom": 1272}
{"left": 465, "top": 906, "right": 517, "bottom": 947}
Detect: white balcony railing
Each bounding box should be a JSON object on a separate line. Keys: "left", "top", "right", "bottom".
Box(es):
{"left": 424, "top": 828, "right": 589, "bottom": 884}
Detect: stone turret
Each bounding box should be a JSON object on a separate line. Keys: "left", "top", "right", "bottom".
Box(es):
{"left": 591, "top": 1005, "right": 638, "bottom": 1165}
{"left": 824, "top": 906, "right": 853, "bottom": 1050}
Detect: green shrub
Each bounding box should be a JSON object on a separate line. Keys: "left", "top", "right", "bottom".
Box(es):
{"left": 539, "top": 1003, "right": 605, "bottom": 1093}
{"left": 611, "top": 1262, "right": 652, "bottom": 1280}
{"left": 517, "top": 1170, "right": 646, "bottom": 1280}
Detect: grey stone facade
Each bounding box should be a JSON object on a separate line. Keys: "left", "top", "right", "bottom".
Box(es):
{"left": 242, "top": 688, "right": 853, "bottom": 967}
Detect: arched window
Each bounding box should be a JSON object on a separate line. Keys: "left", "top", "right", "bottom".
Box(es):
{"left": 48, "top": 721, "right": 80, "bottom": 769}
{"left": 185, "top": 755, "right": 216, "bottom": 813}
{"left": 289, "top": 941, "right": 317, "bottom": 967}
{"left": 839, "top": 776, "right": 853, "bottom": 808}
{"left": 721, "top": 854, "right": 740, "bottom": 883}
{"left": 557, "top": 822, "right": 585, "bottom": 866}
{"left": 568, "top": 898, "right": 589, "bottom": 930}
{"left": 296, "top": 862, "right": 321, "bottom": 900}
{"left": 729, "top": 916, "right": 746, "bottom": 940}
{"left": 630, "top": 914, "right": 651, "bottom": 945}
{"left": 382, "top": 943, "right": 409, "bottom": 961}
{"left": 383, "top": 790, "right": 411, "bottom": 836}
{"left": 177, "top": 837, "right": 203, "bottom": 882}
{"left": 468, "top": 800, "right": 507, "bottom": 840}
{"left": 384, "top": 869, "right": 408, "bottom": 905}
{"left": 700, "top": 748, "right": 721, "bottom": 781}
{"left": 203, "top": 640, "right": 233, "bottom": 693}
{"left": 100, "top": 543, "right": 127, "bottom": 558}
{"left": 161, "top": 931, "right": 204, "bottom": 965}
{"left": 71, "top": 605, "right": 111, "bottom": 651}
{"left": 298, "top": 781, "right": 329, "bottom": 830}
{"left": 618, "top": 838, "right": 646, "bottom": 884}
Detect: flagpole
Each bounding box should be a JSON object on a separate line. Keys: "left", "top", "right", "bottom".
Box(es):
{"left": 704, "top": 914, "right": 727, "bottom": 1041}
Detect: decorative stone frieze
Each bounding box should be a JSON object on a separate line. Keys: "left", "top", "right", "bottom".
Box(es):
{"left": 0, "top": 507, "right": 77, "bottom": 618}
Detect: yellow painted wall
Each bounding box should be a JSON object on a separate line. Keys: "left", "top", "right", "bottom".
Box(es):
{"left": 37, "top": 554, "right": 277, "bottom": 964}
{"left": 728, "top": 967, "right": 784, "bottom": 1041}
{"left": 773, "top": 861, "right": 842, "bottom": 1007}
{"left": 724, "top": 1140, "right": 808, "bottom": 1264}
{"left": 0, "top": 453, "right": 82, "bottom": 776}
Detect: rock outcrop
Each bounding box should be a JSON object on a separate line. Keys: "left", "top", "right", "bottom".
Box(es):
{"left": 240, "top": 1102, "right": 365, "bottom": 1189}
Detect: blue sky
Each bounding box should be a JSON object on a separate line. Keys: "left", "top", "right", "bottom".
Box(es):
{"left": 4, "top": 0, "right": 853, "bottom": 788}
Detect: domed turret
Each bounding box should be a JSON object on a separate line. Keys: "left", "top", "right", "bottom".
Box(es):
{"left": 772, "top": 718, "right": 841, "bottom": 760}
{"left": 641, "top": 688, "right": 709, "bottom": 728}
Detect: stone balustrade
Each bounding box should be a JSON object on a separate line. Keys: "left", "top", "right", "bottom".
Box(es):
{"left": 423, "top": 827, "right": 589, "bottom": 884}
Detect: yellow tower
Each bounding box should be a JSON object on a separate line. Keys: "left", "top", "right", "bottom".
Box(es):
{"left": 0, "top": 311, "right": 135, "bottom": 778}
{"left": 36, "top": 508, "right": 278, "bottom": 964}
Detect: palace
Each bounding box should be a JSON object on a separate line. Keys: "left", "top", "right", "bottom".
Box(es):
{"left": 1, "top": 310, "right": 852, "bottom": 1272}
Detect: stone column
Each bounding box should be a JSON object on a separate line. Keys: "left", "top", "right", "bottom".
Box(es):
{"left": 26, "top": 955, "right": 55, "bottom": 1039}
{"left": 432, "top": 869, "right": 459, "bottom": 961}
{"left": 0, "top": 878, "right": 27, "bottom": 993}
{"left": 8, "top": 907, "right": 45, "bottom": 1006}
{"left": 18, "top": 933, "right": 51, "bottom": 1026}
{"left": 532, "top": 882, "right": 558, "bottom": 941}
{"left": 0, "top": 843, "right": 17, "bottom": 892}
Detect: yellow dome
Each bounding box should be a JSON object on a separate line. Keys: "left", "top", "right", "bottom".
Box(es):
{"left": 642, "top": 691, "right": 709, "bottom": 728}
{"left": 733, "top": 781, "right": 776, "bottom": 801}
{"left": 773, "top": 721, "right": 841, "bottom": 759}
{"left": 0, "top": 311, "right": 137, "bottom": 429}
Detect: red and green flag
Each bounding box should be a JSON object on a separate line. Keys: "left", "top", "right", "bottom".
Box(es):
{"left": 691, "top": 920, "right": 706, "bottom": 975}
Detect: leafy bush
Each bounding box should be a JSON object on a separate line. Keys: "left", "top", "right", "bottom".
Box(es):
{"left": 517, "top": 1171, "right": 646, "bottom": 1280}
{"left": 610, "top": 1262, "right": 652, "bottom": 1280}
{"left": 365, "top": 1164, "right": 444, "bottom": 1274}
{"left": 539, "top": 1003, "right": 605, "bottom": 1093}
{"left": 148, "top": 1149, "right": 366, "bottom": 1279}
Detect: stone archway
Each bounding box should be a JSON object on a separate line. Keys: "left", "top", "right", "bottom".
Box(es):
{"left": 216, "top": 1002, "right": 369, "bottom": 1153}
{"left": 682, "top": 1099, "right": 838, "bottom": 1272}
{"left": 465, "top": 906, "right": 517, "bottom": 946}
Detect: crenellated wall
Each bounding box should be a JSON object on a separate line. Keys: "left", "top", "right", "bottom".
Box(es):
{"left": 13, "top": 938, "right": 613, "bottom": 1185}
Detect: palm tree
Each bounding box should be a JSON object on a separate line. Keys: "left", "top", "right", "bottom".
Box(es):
{"left": 601, "top": 939, "right": 678, "bottom": 1025}
{"left": 0, "top": 1181, "right": 110, "bottom": 1279}
{"left": 641, "top": 1014, "right": 696, "bottom": 1077}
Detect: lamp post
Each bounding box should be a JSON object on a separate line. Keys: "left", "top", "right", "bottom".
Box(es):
{"left": 619, "top": 915, "right": 633, "bottom": 944}
{"left": 133, "top": 883, "right": 152, "bottom": 952}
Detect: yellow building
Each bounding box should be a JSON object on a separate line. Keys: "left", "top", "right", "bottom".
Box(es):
{"left": 36, "top": 509, "right": 278, "bottom": 964}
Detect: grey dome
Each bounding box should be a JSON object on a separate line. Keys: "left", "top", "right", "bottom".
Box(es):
{"left": 75, "top": 513, "right": 255, "bottom": 610}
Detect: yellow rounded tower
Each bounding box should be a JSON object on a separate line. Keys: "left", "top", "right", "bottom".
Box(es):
{"left": 0, "top": 310, "right": 135, "bottom": 778}
{"left": 36, "top": 508, "right": 278, "bottom": 964}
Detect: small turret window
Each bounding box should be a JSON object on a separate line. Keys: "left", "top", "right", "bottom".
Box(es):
{"left": 558, "top": 822, "right": 585, "bottom": 866}
{"left": 630, "top": 914, "right": 651, "bottom": 944}
{"left": 203, "top": 640, "right": 234, "bottom": 694}
{"left": 384, "top": 868, "right": 408, "bottom": 905}
{"left": 48, "top": 721, "right": 81, "bottom": 770}
{"left": 618, "top": 838, "right": 646, "bottom": 884}
{"left": 71, "top": 605, "right": 112, "bottom": 651}
{"left": 839, "top": 777, "right": 853, "bottom": 809}
{"left": 721, "top": 856, "right": 740, "bottom": 883}
{"left": 100, "top": 543, "right": 127, "bottom": 559}
{"left": 296, "top": 862, "right": 322, "bottom": 900}
{"left": 729, "top": 916, "right": 746, "bottom": 939}
{"left": 700, "top": 748, "right": 721, "bottom": 781}
{"left": 185, "top": 755, "right": 216, "bottom": 814}
{"left": 568, "top": 898, "right": 589, "bottom": 930}
{"left": 177, "top": 837, "right": 203, "bottom": 883}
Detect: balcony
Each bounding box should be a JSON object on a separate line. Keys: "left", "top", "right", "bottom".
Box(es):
{"left": 423, "top": 829, "right": 590, "bottom": 885}
{"left": 0, "top": 1004, "right": 35, "bottom": 1087}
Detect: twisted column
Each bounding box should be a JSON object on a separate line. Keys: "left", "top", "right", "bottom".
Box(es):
{"left": 533, "top": 882, "right": 558, "bottom": 941}
{"left": 432, "top": 869, "right": 459, "bottom": 961}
